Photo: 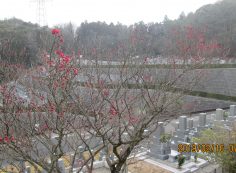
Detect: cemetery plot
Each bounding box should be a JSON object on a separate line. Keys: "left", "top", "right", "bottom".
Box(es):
{"left": 128, "top": 160, "right": 171, "bottom": 173}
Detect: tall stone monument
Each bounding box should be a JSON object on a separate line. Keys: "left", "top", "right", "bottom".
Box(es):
{"left": 149, "top": 122, "right": 171, "bottom": 160}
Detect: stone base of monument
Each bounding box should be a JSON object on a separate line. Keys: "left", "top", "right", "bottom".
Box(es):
{"left": 149, "top": 152, "right": 169, "bottom": 160}
{"left": 149, "top": 142, "right": 171, "bottom": 160}
{"left": 149, "top": 146, "right": 170, "bottom": 160}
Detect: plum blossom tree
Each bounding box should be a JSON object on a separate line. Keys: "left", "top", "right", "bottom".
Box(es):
{"left": 0, "top": 27, "right": 219, "bottom": 173}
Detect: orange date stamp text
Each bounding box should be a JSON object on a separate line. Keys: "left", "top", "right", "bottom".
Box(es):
{"left": 178, "top": 143, "right": 225, "bottom": 153}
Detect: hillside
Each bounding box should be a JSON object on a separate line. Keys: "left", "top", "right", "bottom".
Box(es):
{"left": 0, "top": 18, "right": 50, "bottom": 67}
{"left": 1, "top": 0, "right": 236, "bottom": 64}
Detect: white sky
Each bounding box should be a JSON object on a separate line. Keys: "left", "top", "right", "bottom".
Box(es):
{"left": 0, "top": 0, "right": 218, "bottom": 27}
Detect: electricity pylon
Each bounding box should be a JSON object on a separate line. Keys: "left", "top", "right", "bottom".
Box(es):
{"left": 31, "top": 0, "right": 51, "bottom": 26}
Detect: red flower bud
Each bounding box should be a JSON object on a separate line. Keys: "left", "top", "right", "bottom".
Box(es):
{"left": 63, "top": 56, "right": 71, "bottom": 64}
{"left": 4, "top": 136, "right": 10, "bottom": 143}
{"left": 109, "top": 106, "right": 118, "bottom": 116}
{"left": 73, "top": 68, "right": 79, "bottom": 75}
{"left": 51, "top": 29, "right": 60, "bottom": 35}
{"left": 11, "top": 136, "right": 15, "bottom": 142}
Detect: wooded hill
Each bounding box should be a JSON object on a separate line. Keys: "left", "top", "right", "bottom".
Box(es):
{"left": 0, "top": 0, "right": 236, "bottom": 67}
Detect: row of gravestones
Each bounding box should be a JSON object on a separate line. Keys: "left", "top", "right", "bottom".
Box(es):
{"left": 8, "top": 105, "right": 236, "bottom": 172}
{"left": 149, "top": 105, "right": 236, "bottom": 162}
{"left": 17, "top": 146, "right": 112, "bottom": 173}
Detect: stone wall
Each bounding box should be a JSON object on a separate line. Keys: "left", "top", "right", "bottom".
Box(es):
{"left": 182, "top": 95, "right": 235, "bottom": 113}
{"left": 193, "top": 68, "right": 236, "bottom": 96}
{"left": 97, "top": 67, "right": 236, "bottom": 97}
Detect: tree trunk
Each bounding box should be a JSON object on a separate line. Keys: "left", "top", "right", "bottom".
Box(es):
{"left": 110, "top": 165, "right": 122, "bottom": 173}
{"left": 110, "top": 161, "right": 127, "bottom": 173}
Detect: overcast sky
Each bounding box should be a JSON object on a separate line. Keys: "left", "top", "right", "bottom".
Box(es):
{"left": 0, "top": 0, "right": 218, "bottom": 27}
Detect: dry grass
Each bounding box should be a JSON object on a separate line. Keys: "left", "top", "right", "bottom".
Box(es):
{"left": 128, "top": 160, "right": 171, "bottom": 173}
